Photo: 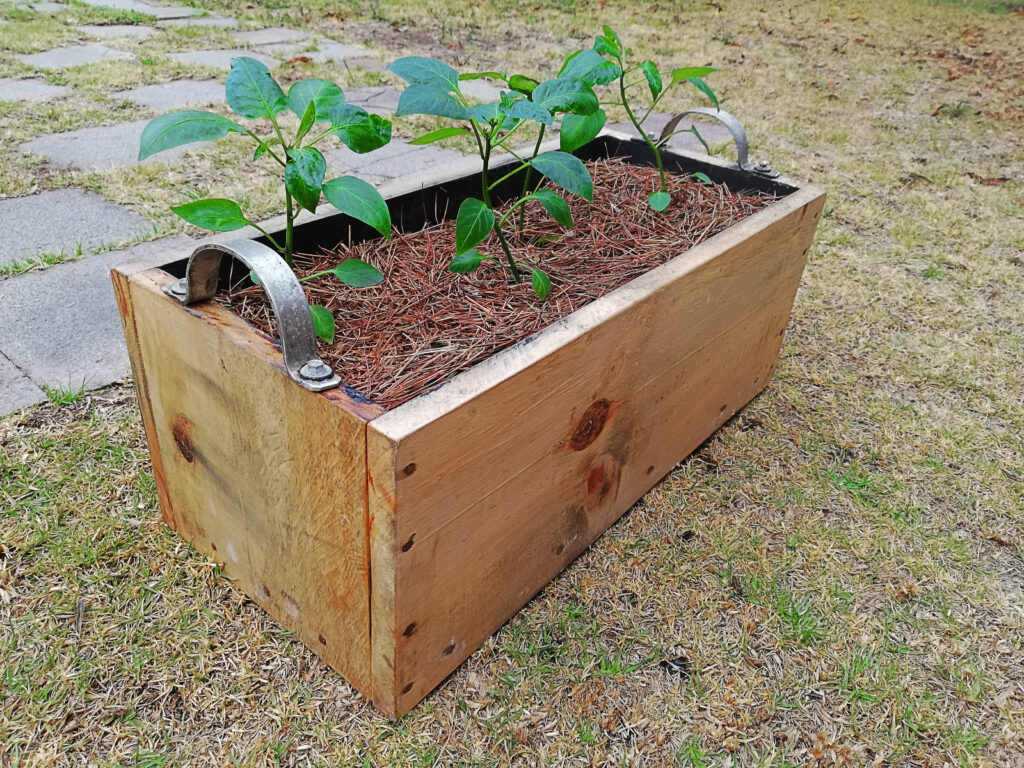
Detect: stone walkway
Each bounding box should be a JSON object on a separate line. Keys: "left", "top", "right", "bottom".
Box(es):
{"left": 0, "top": 0, "right": 725, "bottom": 417}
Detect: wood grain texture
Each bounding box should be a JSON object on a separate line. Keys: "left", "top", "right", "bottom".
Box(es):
{"left": 369, "top": 185, "right": 825, "bottom": 714}
{"left": 113, "top": 266, "right": 383, "bottom": 696}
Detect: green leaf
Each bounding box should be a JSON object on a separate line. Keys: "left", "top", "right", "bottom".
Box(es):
{"left": 225, "top": 56, "right": 287, "bottom": 120}
{"left": 330, "top": 258, "right": 384, "bottom": 287}
{"left": 640, "top": 60, "right": 662, "bottom": 99}
{"left": 508, "top": 74, "right": 540, "bottom": 96}
{"left": 594, "top": 34, "right": 620, "bottom": 59}
{"left": 532, "top": 189, "right": 572, "bottom": 229}
{"left": 295, "top": 99, "right": 316, "bottom": 145}
{"left": 530, "top": 151, "right": 593, "bottom": 201}
{"left": 327, "top": 104, "right": 392, "bottom": 153}
{"left": 559, "top": 109, "right": 606, "bottom": 152}
{"left": 455, "top": 198, "right": 494, "bottom": 255}
{"left": 170, "top": 198, "right": 249, "bottom": 231}
{"left": 394, "top": 84, "right": 469, "bottom": 120}
{"left": 506, "top": 98, "right": 552, "bottom": 124}
{"left": 253, "top": 136, "right": 282, "bottom": 161}
{"left": 285, "top": 147, "right": 326, "bottom": 213}
{"left": 683, "top": 125, "right": 711, "bottom": 154}
{"left": 468, "top": 102, "right": 502, "bottom": 124}
{"left": 692, "top": 171, "right": 713, "bottom": 185}
{"left": 687, "top": 76, "right": 719, "bottom": 108}
{"left": 531, "top": 268, "right": 551, "bottom": 300}
{"left": 448, "top": 249, "right": 485, "bottom": 274}
{"left": 287, "top": 78, "right": 344, "bottom": 122}
{"left": 322, "top": 175, "right": 392, "bottom": 239}
{"left": 138, "top": 110, "right": 244, "bottom": 160}
{"left": 409, "top": 126, "right": 472, "bottom": 145}
{"left": 532, "top": 77, "right": 598, "bottom": 116}
{"left": 460, "top": 71, "right": 507, "bottom": 81}
{"left": 310, "top": 305, "right": 335, "bottom": 344}
{"left": 648, "top": 191, "right": 671, "bottom": 211}
{"left": 560, "top": 49, "right": 621, "bottom": 86}
{"left": 671, "top": 66, "right": 720, "bottom": 82}
{"left": 388, "top": 56, "right": 460, "bottom": 93}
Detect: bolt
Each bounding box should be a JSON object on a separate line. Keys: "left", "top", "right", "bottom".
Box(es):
{"left": 299, "top": 359, "right": 333, "bottom": 381}
{"left": 168, "top": 279, "right": 187, "bottom": 297}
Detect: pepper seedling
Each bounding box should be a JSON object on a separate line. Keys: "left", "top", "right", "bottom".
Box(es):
{"left": 138, "top": 57, "right": 394, "bottom": 342}
{"left": 388, "top": 56, "right": 600, "bottom": 299}
{"left": 566, "top": 26, "right": 721, "bottom": 211}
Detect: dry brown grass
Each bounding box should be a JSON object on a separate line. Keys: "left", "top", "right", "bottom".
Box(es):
{"left": 2, "top": 0, "right": 1023, "bottom": 766}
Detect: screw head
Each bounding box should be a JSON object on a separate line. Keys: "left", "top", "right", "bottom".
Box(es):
{"left": 168, "top": 279, "right": 187, "bottom": 297}
{"left": 299, "top": 359, "right": 333, "bottom": 381}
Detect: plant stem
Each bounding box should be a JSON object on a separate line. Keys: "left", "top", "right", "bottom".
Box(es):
{"left": 517, "top": 125, "right": 545, "bottom": 237}
{"left": 284, "top": 190, "right": 294, "bottom": 265}
{"left": 480, "top": 136, "right": 521, "bottom": 283}
{"left": 620, "top": 69, "right": 667, "bottom": 192}
{"left": 246, "top": 220, "right": 284, "bottom": 252}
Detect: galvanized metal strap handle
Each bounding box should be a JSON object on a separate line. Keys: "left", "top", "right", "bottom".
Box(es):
{"left": 658, "top": 107, "right": 779, "bottom": 179}
{"left": 163, "top": 239, "right": 341, "bottom": 392}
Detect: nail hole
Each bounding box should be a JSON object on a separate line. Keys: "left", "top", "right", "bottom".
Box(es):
{"left": 646, "top": 465, "right": 654, "bottom": 475}
{"left": 719, "top": 404, "right": 728, "bottom": 412}
{"left": 318, "top": 634, "right": 327, "bottom": 645}
{"left": 401, "top": 535, "right": 415, "bottom": 552}
{"left": 402, "top": 462, "right": 417, "bottom": 477}
{"left": 262, "top": 585, "right": 270, "bottom": 597}
{"left": 556, "top": 544, "right": 565, "bottom": 555}
{"left": 402, "top": 682, "right": 414, "bottom": 694}
{"left": 210, "top": 542, "right": 217, "bottom": 552}
{"left": 802, "top": 247, "right": 810, "bottom": 256}
{"left": 443, "top": 642, "right": 455, "bottom": 656}
{"left": 403, "top": 622, "right": 417, "bottom": 638}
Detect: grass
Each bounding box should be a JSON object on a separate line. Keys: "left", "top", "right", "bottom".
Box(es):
{"left": 2, "top": 0, "right": 1024, "bottom": 765}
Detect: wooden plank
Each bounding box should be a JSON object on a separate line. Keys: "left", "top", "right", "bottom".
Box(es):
{"left": 113, "top": 266, "right": 383, "bottom": 697}
{"left": 369, "top": 185, "right": 824, "bottom": 714}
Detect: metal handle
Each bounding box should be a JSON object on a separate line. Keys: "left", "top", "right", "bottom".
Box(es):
{"left": 658, "top": 107, "right": 779, "bottom": 179}
{"left": 163, "top": 239, "right": 341, "bottom": 392}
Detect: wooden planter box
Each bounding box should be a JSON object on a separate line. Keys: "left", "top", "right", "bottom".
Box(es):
{"left": 113, "top": 131, "right": 824, "bottom": 717}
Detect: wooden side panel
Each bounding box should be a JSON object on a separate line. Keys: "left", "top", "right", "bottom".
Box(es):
{"left": 372, "top": 189, "right": 825, "bottom": 715}
{"left": 113, "top": 267, "right": 381, "bottom": 697}
{"left": 366, "top": 428, "right": 399, "bottom": 716}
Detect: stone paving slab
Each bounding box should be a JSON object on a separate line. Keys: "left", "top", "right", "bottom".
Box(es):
{"left": 0, "top": 77, "right": 70, "bottom": 102}
{"left": 607, "top": 112, "right": 735, "bottom": 155}
{"left": 0, "top": 188, "right": 152, "bottom": 265}
{"left": 168, "top": 48, "right": 279, "bottom": 70}
{"left": 233, "top": 26, "right": 309, "bottom": 46}
{"left": 158, "top": 15, "right": 238, "bottom": 28}
{"left": 77, "top": 0, "right": 200, "bottom": 20}
{"left": 16, "top": 43, "right": 133, "bottom": 70}
{"left": 459, "top": 78, "right": 504, "bottom": 103}
{"left": 119, "top": 78, "right": 223, "bottom": 109}
{"left": 0, "top": 235, "right": 192, "bottom": 396}
{"left": 345, "top": 86, "right": 399, "bottom": 113}
{"left": 324, "top": 141, "right": 465, "bottom": 183}
{"left": 0, "top": 351, "right": 46, "bottom": 416}
{"left": 27, "top": 2, "right": 67, "bottom": 11}
{"left": 21, "top": 118, "right": 188, "bottom": 170}
{"left": 77, "top": 23, "right": 156, "bottom": 39}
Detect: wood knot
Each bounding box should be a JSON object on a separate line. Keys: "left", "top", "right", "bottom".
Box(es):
{"left": 583, "top": 454, "right": 622, "bottom": 513}
{"left": 171, "top": 414, "right": 195, "bottom": 464}
{"left": 569, "top": 399, "right": 611, "bottom": 451}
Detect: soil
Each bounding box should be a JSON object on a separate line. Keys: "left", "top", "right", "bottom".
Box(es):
{"left": 223, "top": 158, "right": 777, "bottom": 410}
